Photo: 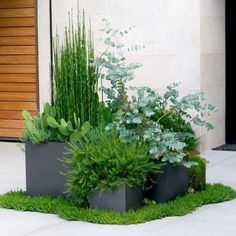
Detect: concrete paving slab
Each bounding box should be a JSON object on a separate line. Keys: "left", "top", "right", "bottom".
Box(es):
{"left": 182, "top": 199, "right": 236, "bottom": 225}
{"left": 146, "top": 221, "right": 236, "bottom": 236}
{"left": 0, "top": 142, "right": 25, "bottom": 192}
{"left": 0, "top": 143, "right": 236, "bottom": 236}
{"left": 24, "top": 219, "right": 173, "bottom": 236}
{"left": 0, "top": 208, "right": 64, "bottom": 236}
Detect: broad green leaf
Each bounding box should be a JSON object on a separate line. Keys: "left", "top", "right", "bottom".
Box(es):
{"left": 47, "top": 116, "right": 59, "bottom": 128}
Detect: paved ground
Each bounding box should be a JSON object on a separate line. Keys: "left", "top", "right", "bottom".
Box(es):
{"left": 0, "top": 142, "right": 236, "bottom": 236}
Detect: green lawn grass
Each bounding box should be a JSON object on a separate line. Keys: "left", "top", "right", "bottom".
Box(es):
{"left": 0, "top": 183, "right": 235, "bottom": 225}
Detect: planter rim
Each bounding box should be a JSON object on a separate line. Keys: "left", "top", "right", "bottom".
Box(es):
{"left": 25, "top": 141, "right": 69, "bottom": 145}
{"left": 91, "top": 182, "right": 142, "bottom": 193}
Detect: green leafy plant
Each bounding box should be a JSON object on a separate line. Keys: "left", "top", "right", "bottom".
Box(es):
{"left": 106, "top": 84, "right": 217, "bottom": 167}
{"left": 22, "top": 10, "right": 101, "bottom": 144}
{"left": 97, "top": 102, "right": 113, "bottom": 126}
{"left": 96, "top": 19, "right": 142, "bottom": 112}
{"left": 188, "top": 155, "right": 208, "bottom": 192}
{"left": 153, "top": 109, "right": 197, "bottom": 152}
{"left": 96, "top": 22, "right": 217, "bottom": 166}
{"left": 52, "top": 11, "right": 99, "bottom": 127}
{"left": 64, "top": 128, "right": 161, "bottom": 206}
{"left": 153, "top": 82, "right": 218, "bottom": 130}
{"left": 0, "top": 184, "right": 235, "bottom": 225}
{"left": 22, "top": 103, "right": 91, "bottom": 144}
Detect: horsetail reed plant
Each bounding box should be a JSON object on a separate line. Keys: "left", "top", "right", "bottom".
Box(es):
{"left": 51, "top": 10, "right": 99, "bottom": 128}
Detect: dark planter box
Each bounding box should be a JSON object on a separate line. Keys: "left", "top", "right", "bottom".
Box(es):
{"left": 25, "top": 141, "right": 71, "bottom": 197}
{"left": 146, "top": 162, "right": 189, "bottom": 203}
{"left": 89, "top": 183, "right": 142, "bottom": 212}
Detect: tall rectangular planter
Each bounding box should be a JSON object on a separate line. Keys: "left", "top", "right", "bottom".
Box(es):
{"left": 89, "top": 183, "right": 142, "bottom": 213}
{"left": 146, "top": 162, "right": 189, "bottom": 203}
{"left": 25, "top": 142, "right": 71, "bottom": 197}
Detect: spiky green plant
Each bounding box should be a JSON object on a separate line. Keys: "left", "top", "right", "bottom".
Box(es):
{"left": 64, "top": 127, "right": 161, "bottom": 206}
{"left": 51, "top": 11, "right": 99, "bottom": 127}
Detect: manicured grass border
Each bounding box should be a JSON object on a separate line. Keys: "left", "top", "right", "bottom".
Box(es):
{"left": 0, "top": 184, "right": 235, "bottom": 225}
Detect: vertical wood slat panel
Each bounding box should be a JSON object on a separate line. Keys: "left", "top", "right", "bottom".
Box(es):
{"left": 0, "top": 9, "right": 35, "bottom": 18}
{"left": 0, "top": 37, "right": 35, "bottom": 46}
{"left": 0, "top": 46, "right": 36, "bottom": 55}
{"left": 0, "top": 120, "right": 24, "bottom": 129}
{"left": 0, "top": 55, "right": 36, "bottom": 65}
{"left": 0, "top": 65, "right": 36, "bottom": 74}
{"left": 0, "top": 92, "right": 36, "bottom": 101}
{"left": 0, "top": 74, "right": 36, "bottom": 83}
{"left": 0, "top": 110, "right": 36, "bottom": 120}
{"left": 0, "top": 83, "right": 36, "bottom": 92}
{"left": 0, "top": 102, "right": 37, "bottom": 110}
{"left": 0, "top": 18, "right": 35, "bottom": 27}
{"left": 0, "top": 27, "right": 35, "bottom": 36}
{"left": 0, "top": 129, "right": 23, "bottom": 138}
{"left": 0, "top": 0, "right": 35, "bottom": 9}
{"left": 0, "top": 2, "right": 37, "bottom": 139}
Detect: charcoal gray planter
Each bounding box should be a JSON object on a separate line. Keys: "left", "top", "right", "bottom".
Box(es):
{"left": 89, "top": 183, "right": 142, "bottom": 212}
{"left": 146, "top": 162, "right": 189, "bottom": 203}
{"left": 25, "top": 141, "right": 71, "bottom": 197}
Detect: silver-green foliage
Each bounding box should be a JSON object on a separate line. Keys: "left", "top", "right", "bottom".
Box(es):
{"left": 106, "top": 85, "right": 217, "bottom": 167}
{"left": 97, "top": 22, "right": 217, "bottom": 166}
{"left": 95, "top": 22, "right": 203, "bottom": 166}
{"left": 96, "top": 19, "right": 142, "bottom": 112}
{"left": 22, "top": 103, "right": 90, "bottom": 144}
{"left": 52, "top": 11, "right": 99, "bottom": 127}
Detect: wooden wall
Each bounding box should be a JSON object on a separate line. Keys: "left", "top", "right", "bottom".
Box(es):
{"left": 0, "top": 0, "right": 37, "bottom": 139}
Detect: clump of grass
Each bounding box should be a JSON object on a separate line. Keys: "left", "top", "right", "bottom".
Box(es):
{"left": 188, "top": 155, "right": 208, "bottom": 192}
{"left": 52, "top": 10, "right": 99, "bottom": 127}
{"left": 0, "top": 184, "right": 235, "bottom": 225}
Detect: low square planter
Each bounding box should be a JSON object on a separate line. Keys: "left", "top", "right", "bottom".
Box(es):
{"left": 146, "top": 162, "right": 189, "bottom": 203}
{"left": 89, "top": 183, "right": 142, "bottom": 212}
{"left": 25, "top": 141, "right": 71, "bottom": 197}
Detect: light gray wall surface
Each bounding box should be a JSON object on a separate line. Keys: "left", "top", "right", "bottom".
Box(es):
{"left": 37, "top": 0, "right": 225, "bottom": 151}
{"left": 37, "top": 0, "right": 51, "bottom": 110}
{"left": 37, "top": 0, "right": 78, "bottom": 110}
{"left": 200, "top": 0, "right": 225, "bottom": 151}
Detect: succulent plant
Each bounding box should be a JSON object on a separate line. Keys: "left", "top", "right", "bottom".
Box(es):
{"left": 22, "top": 103, "right": 91, "bottom": 144}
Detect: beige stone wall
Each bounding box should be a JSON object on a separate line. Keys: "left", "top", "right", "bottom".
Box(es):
{"left": 37, "top": 0, "right": 51, "bottom": 110}
{"left": 200, "top": 0, "right": 225, "bottom": 151}
{"left": 80, "top": 0, "right": 201, "bottom": 92}
{"left": 37, "top": 0, "right": 78, "bottom": 110}
{"left": 37, "top": 0, "right": 225, "bottom": 151}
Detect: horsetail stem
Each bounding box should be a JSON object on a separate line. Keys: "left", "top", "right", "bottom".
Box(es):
{"left": 51, "top": 10, "right": 99, "bottom": 128}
